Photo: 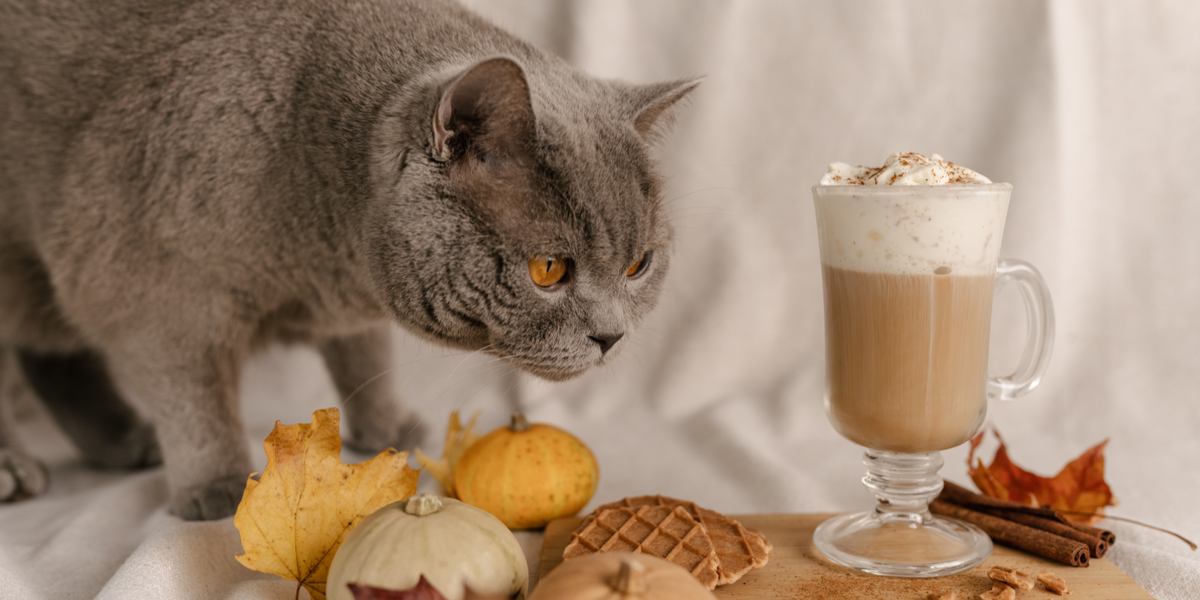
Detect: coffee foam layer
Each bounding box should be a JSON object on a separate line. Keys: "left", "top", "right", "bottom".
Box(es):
{"left": 820, "top": 152, "right": 992, "bottom": 186}
{"left": 813, "top": 188, "right": 1010, "bottom": 275}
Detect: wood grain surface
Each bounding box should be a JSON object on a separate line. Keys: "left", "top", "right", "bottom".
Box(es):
{"left": 538, "top": 513, "right": 1151, "bottom": 599}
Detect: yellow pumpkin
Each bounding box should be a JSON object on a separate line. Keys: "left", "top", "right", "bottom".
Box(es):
{"left": 455, "top": 414, "right": 599, "bottom": 529}
{"left": 530, "top": 553, "right": 717, "bottom": 600}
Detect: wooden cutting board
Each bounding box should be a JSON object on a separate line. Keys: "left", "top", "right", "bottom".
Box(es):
{"left": 538, "top": 514, "right": 1151, "bottom": 599}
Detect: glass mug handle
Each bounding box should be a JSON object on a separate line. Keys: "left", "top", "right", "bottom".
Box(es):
{"left": 988, "top": 259, "right": 1056, "bottom": 401}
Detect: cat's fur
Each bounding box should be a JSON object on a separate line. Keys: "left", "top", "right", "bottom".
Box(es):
{"left": 0, "top": 0, "right": 695, "bottom": 519}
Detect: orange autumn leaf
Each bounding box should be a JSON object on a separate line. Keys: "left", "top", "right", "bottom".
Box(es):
{"left": 967, "top": 429, "right": 1116, "bottom": 523}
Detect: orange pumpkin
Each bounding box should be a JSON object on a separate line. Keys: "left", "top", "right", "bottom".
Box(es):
{"left": 455, "top": 414, "right": 599, "bottom": 529}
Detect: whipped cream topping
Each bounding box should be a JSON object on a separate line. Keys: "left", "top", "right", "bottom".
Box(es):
{"left": 820, "top": 152, "right": 992, "bottom": 186}
{"left": 813, "top": 188, "right": 1009, "bottom": 275}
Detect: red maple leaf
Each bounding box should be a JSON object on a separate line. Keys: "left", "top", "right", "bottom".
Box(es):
{"left": 346, "top": 577, "right": 510, "bottom": 600}
{"left": 967, "top": 429, "right": 1116, "bottom": 523}
{"left": 347, "top": 577, "right": 445, "bottom": 600}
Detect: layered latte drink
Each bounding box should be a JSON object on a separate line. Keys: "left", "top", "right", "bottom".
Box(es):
{"left": 814, "top": 153, "right": 1007, "bottom": 452}
{"left": 812, "top": 152, "right": 1053, "bottom": 577}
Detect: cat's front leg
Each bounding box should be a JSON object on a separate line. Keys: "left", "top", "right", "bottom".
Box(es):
{"left": 319, "top": 326, "right": 424, "bottom": 453}
{"left": 0, "top": 352, "right": 48, "bottom": 502}
{"left": 106, "top": 344, "right": 250, "bottom": 520}
{"left": 15, "top": 349, "right": 161, "bottom": 470}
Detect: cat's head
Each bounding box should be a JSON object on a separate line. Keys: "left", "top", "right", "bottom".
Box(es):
{"left": 366, "top": 57, "right": 697, "bottom": 380}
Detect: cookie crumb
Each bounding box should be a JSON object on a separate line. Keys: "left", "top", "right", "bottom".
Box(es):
{"left": 979, "top": 583, "right": 1016, "bottom": 600}
{"left": 928, "top": 592, "right": 959, "bottom": 600}
{"left": 1037, "top": 572, "right": 1070, "bottom": 595}
{"left": 988, "top": 566, "right": 1035, "bottom": 591}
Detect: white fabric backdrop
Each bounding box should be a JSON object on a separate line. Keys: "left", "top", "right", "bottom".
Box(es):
{"left": 2, "top": 1, "right": 1199, "bottom": 598}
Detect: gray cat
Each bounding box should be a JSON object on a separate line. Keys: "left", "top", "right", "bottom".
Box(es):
{"left": 0, "top": 0, "right": 696, "bottom": 519}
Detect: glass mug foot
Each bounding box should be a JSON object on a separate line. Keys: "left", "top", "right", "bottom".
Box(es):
{"left": 813, "top": 450, "right": 992, "bottom": 577}
{"left": 813, "top": 510, "right": 992, "bottom": 577}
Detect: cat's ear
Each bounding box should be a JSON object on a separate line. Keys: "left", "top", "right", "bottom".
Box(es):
{"left": 628, "top": 78, "right": 702, "bottom": 142}
{"left": 432, "top": 57, "right": 536, "bottom": 162}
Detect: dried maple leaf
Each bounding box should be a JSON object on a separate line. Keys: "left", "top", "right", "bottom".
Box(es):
{"left": 413, "top": 411, "right": 480, "bottom": 498}
{"left": 968, "top": 429, "right": 1115, "bottom": 523}
{"left": 234, "top": 408, "right": 419, "bottom": 600}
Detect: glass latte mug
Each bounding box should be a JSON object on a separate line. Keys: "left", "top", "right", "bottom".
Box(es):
{"left": 811, "top": 183, "right": 1054, "bottom": 577}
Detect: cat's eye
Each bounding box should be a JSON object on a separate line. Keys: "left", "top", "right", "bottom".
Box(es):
{"left": 625, "top": 251, "right": 653, "bottom": 279}
{"left": 529, "top": 255, "right": 569, "bottom": 288}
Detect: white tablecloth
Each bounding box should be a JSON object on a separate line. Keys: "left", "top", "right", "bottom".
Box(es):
{"left": 3, "top": 1, "right": 1199, "bottom": 598}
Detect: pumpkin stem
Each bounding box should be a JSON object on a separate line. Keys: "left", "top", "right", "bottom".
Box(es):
{"left": 612, "top": 558, "right": 647, "bottom": 594}
{"left": 510, "top": 413, "right": 531, "bottom": 433}
{"left": 403, "top": 494, "right": 443, "bottom": 516}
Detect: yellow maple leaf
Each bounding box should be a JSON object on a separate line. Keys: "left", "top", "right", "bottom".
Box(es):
{"left": 413, "top": 410, "right": 480, "bottom": 498}
{"left": 234, "top": 407, "right": 419, "bottom": 600}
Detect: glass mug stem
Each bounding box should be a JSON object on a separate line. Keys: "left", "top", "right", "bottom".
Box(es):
{"left": 862, "top": 450, "right": 943, "bottom": 524}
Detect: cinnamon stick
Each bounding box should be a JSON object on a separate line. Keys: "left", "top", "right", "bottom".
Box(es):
{"left": 940, "top": 481, "right": 1065, "bottom": 522}
{"left": 982, "top": 509, "right": 1107, "bottom": 558}
{"left": 1076, "top": 523, "right": 1117, "bottom": 547}
{"left": 940, "top": 480, "right": 1116, "bottom": 552}
{"left": 930, "top": 500, "right": 1090, "bottom": 567}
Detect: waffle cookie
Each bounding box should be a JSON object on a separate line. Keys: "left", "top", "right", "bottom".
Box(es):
{"left": 593, "top": 495, "right": 772, "bottom": 585}
{"left": 564, "top": 495, "right": 772, "bottom": 588}
{"left": 563, "top": 504, "right": 722, "bottom": 589}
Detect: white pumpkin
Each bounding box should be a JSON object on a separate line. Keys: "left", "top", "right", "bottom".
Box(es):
{"left": 327, "top": 494, "right": 528, "bottom": 600}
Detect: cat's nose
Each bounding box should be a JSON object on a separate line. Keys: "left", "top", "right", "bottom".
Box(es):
{"left": 587, "top": 333, "right": 624, "bottom": 355}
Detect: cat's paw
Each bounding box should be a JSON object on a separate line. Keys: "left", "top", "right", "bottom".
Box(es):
{"left": 0, "top": 448, "right": 49, "bottom": 502}
{"left": 344, "top": 410, "right": 426, "bottom": 454}
{"left": 88, "top": 423, "right": 162, "bottom": 470}
{"left": 170, "top": 474, "right": 244, "bottom": 521}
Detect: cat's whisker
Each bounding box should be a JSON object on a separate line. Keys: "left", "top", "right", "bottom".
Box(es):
{"left": 339, "top": 365, "right": 398, "bottom": 409}
{"left": 437, "top": 357, "right": 530, "bottom": 419}
{"left": 661, "top": 186, "right": 739, "bottom": 207}
{"left": 667, "top": 202, "right": 729, "bottom": 212}
{"left": 664, "top": 215, "right": 735, "bottom": 228}
{"left": 665, "top": 205, "right": 736, "bottom": 218}
{"left": 664, "top": 200, "right": 736, "bottom": 215}
{"left": 419, "top": 344, "right": 515, "bottom": 406}
{"left": 666, "top": 202, "right": 736, "bottom": 214}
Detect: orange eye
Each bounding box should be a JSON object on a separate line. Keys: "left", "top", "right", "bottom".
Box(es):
{"left": 626, "top": 251, "right": 653, "bottom": 279}
{"left": 528, "top": 255, "right": 569, "bottom": 288}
